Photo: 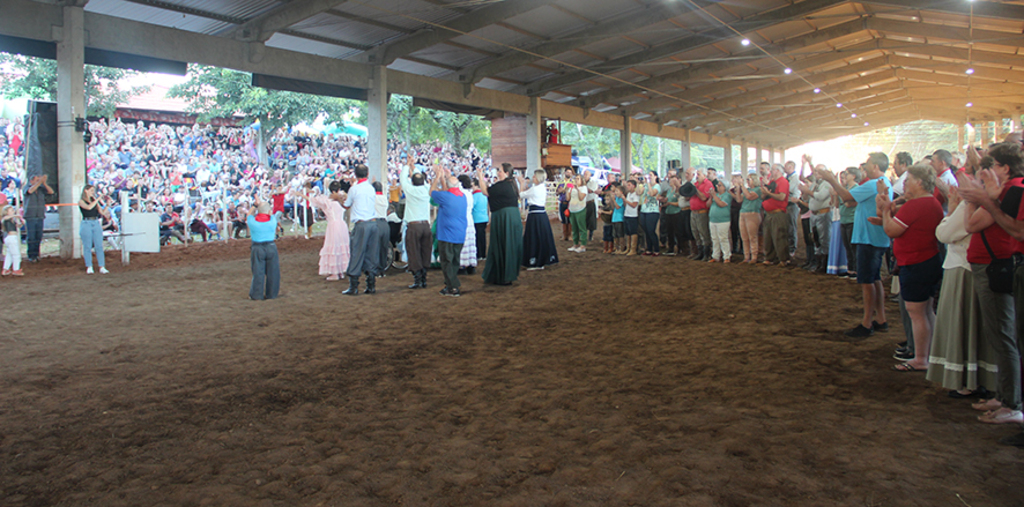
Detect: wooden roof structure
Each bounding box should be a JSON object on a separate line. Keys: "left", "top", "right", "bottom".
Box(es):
{"left": 4, "top": 0, "right": 1023, "bottom": 148}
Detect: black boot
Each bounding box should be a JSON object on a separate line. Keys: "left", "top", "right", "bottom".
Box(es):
{"left": 342, "top": 276, "right": 360, "bottom": 295}
{"left": 364, "top": 274, "right": 376, "bottom": 294}
{"left": 420, "top": 269, "right": 427, "bottom": 289}
{"left": 816, "top": 254, "right": 828, "bottom": 274}
{"left": 408, "top": 270, "right": 421, "bottom": 289}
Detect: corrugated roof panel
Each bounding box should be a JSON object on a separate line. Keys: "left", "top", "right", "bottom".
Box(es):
{"left": 264, "top": 33, "right": 361, "bottom": 60}
{"left": 336, "top": 0, "right": 464, "bottom": 33}
{"left": 408, "top": 44, "right": 488, "bottom": 70}
{"left": 172, "top": 0, "right": 281, "bottom": 20}
{"left": 294, "top": 12, "right": 399, "bottom": 49}
{"left": 450, "top": 25, "right": 539, "bottom": 55}
{"left": 387, "top": 59, "right": 449, "bottom": 79}
{"left": 624, "top": 20, "right": 689, "bottom": 48}
{"left": 553, "top": 0, "right": 645, "bottom": 29}
{"left": 475, "top": 78, "right": 519, "bottom": 92}
{"left": 85, "top": 0, "right": 234, "bottom": 34}
{"left": 495, "top": 6, "right": 589, "bottom": 41}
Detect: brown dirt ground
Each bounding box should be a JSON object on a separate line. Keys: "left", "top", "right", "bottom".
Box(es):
{"left": 0, "top": 232, "right": 1022, "bottom": 507}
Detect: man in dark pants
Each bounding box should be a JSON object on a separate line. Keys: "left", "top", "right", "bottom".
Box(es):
{"left": 23, "top": 174, "right": 54, "bottom": 262}
{"left": 401, "top": 157, "right": 432, "bottom": 289}
{"left": 342, "top": 164, "right": 380, "bottom": 295}
{"left": 246, "top": 200, "right": 281, "bottom": 300}
{"left": 430, "top": 166, "right": 468, "bottom": 297}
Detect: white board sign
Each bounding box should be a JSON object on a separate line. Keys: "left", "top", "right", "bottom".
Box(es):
{"left": 122, "top": 212, "right": 161, "bottom": 253}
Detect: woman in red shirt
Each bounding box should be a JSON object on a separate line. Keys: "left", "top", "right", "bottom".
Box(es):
{"left": 877, "top": 164, "right": 944, "bottom": 372}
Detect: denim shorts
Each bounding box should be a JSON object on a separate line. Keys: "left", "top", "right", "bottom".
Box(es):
{"left": 602, "top": 224, "right": 613, "bottom": 242}
{"left": 855, "top": 244, "right": 887, "bottom": 284}
{"left": 898, "top": 254, "right": 942, "bottom": 302}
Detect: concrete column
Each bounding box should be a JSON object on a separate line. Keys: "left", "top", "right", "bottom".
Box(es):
{"left": 723, "top": 139, "right": 733, "bottom": 180}
{"left": 957, "top": 125, "right": 965, "bottom": 151}
{"left": 56, "top": 5, "right": 86, "bottom": 260}
{"left": 681, "top": 129, "right": 691, "bottom": 169}
{"left": 755, "top": 144, "right": 763, "bottom": 171}
{"left": 526, "top": 96, "right": 542, "bottom": 172}
{"left": 979, "top": 125, "right": 988, "bottom": 147}
{"left": 768, "top": 146, "right": 775, "bottom": 165}
{"left": 621, "top": 116, "right": 632, "bottom": 178}
{"left": 780, "top": 148, "right": 787, "bottom": 164}
{"left": 366, "top": 65, "right": 388, "bottom": 184}
{"left": 740, "top": 141, "right": 749, "bottom": 175}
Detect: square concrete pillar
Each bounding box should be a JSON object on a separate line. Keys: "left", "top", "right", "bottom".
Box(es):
{"left": 367, "top": 65, "right": 388, "bottom": 184}
{"left": 621, "top": 116, "right": 632, "bottom": 178}
{"left": 681, "top": 129, "right": 691, "bottom": 169}
{"left": 526, "top": 96, "right": 542, "bottom": 172}
{"left": 56, "top": 5, "right": 86, "bottom": 260}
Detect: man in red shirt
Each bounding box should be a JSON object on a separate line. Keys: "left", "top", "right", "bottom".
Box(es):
{"left": 760, "top": 164, "right": 791, "bottom": 266}
{"left": 687, "top": 167, "right": 714, "bottom": 260}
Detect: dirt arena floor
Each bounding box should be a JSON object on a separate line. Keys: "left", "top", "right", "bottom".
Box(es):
{"left": 1, "top": 233, "right": 1022, "bottom": 506}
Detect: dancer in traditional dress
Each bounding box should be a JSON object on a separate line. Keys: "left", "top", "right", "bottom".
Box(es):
{"left": 457, "top": 175, "right": 478, "bottom": 274}
{"left": 521, "top": 169, "right": 559, "bottom": 270}
{"left": 305, "top": 180, "right": 350, "bottom": 280}
{"left": 478, "top": 163, "right": 523, "bottom": 285}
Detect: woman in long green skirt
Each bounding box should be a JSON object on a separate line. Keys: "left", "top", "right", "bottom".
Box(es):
{"left": 477, "top": 163, "right": 523, "bottom": 285}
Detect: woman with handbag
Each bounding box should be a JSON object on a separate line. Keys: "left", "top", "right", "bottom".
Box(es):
{"left": 876, "top": 164, "right": 944, "bottom": 373}
{"left": 963, "top": 142, "right": 1024, "bottom": 425}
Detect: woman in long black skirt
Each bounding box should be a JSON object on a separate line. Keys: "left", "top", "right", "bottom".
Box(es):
{"left": 477, "top": 163, "right": 523, "bottom": 285}
{"left": 520, "top": 169, "right": 559, "bottom": 270}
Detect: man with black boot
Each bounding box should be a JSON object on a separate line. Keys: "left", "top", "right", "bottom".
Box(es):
{"left": 430, "top": 166, "right": 468, "bottom": 297}
{"left": 400, "top": 156, "right": 432, "bottom": 290}
{"left": 342, "top": 164, "right": 380, "bottom": 295}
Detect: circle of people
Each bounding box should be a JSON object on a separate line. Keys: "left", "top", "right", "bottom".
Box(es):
{"left": 6, "top": 116, "right": 1024, "bottom": 447}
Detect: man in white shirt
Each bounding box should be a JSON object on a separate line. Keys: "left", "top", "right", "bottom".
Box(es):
{"left": 400, "top": 157, "right": 432, "bottom": 289}
{"left": 342, "top": 164, "right": 380, "bottom": 295}
{"left": 785, "top": 160, "right": 801, "bottom": 258}
{"left": 583, "top": 170, "right": 599, "bottom": 242}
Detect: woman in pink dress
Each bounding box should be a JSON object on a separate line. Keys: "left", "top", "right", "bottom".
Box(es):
{"left": 306, "top": 181, "right": 350, "bottom": 280}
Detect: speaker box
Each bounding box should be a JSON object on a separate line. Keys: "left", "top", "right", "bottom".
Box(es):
{"left": 25, "top": 100, "right": 59, "bottom": 204}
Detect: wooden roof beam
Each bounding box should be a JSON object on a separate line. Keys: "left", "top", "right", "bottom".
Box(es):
{"left": 523, "top": 0, "right": 848, "bottom": 97}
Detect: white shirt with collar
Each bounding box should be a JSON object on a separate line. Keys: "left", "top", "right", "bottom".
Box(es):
{"left": 786, "top": 171, "right": 801, "bottom": 200}
{"left": 344, "top": 180, "right": 376, "bottom": 222}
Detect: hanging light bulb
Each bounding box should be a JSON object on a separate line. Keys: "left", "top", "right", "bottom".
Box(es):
{"left": 836, "top": 103, "right": 843, "bottom": 108}
{"left": 965, "top": 68, "right": 975, "bottom": 75}
{"left": 966, "top": 102, "right": 973, "bottom": 107}
{"left": 864, "top": 122, "right": 870, "bottom": 126}
{"left": 813, "top": 88, "right": 821, "bottom": 94}
{"left": 851, "top": 113, "right": 857, "bottom": 118}
{"left": 784, "top": 68, "right": 792, "bottom": 74}
{"left": 741, "top": 39, "right": 751, "bottom": 46}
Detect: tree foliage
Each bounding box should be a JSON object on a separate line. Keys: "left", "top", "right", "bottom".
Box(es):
{"left": 360, "top": 94, "right": 491, "bottom": 154}
{"left": 167, "top": 64, "right": 353, "bottom": 134}
{"left": 0, "top": 53, "right": 149, "bottom": 117}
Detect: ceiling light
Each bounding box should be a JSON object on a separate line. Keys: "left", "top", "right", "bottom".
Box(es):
{"left": 864, "top": 122, "right": 870, "bottom": 126}
{"left": 965, "top": 68, "right": 975, "bottom": 75}
{"left": 784, "top": 68, "right": 792, "bottom": 74}
{"left": 836, "top": 103, "right": 843, "bottom": 108}
{"left": 813, "top": 88, "right": 821, "bottom": 94}
{"left": 851, "top": 113, "right": 857, "bottom": 118}
{"left": 741, "top": 39, "right": 751, "bottom": 46}
{"left": 966, "top": 102, "right": 973, "bottom": 107}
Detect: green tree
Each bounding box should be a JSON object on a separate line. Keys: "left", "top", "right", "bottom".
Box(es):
{"left": 0, "top": 53, "right": 149, "bottom": 117}
{"left": 168, "top": 64, "right": 354, "bottom": 166}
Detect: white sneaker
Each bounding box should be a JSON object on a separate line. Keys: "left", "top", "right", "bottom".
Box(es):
{"left": 86, "top": 267, "right": 94, "bottom": 274}
{"left": 99, "top": 267, "right": 109, "bottom": 274}
{"left": 577, "top": 247, "right": 586, "bottom": 253}
{"left": 567, "top": 246, "right": 579, "bottom": 252}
